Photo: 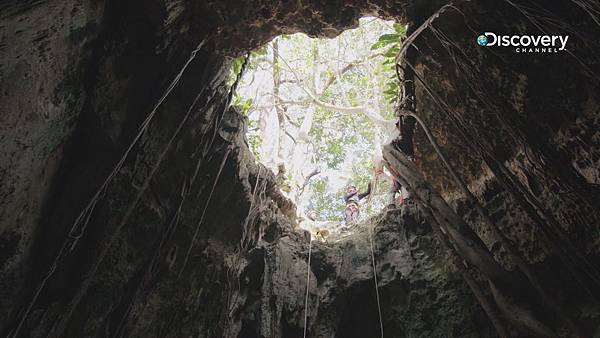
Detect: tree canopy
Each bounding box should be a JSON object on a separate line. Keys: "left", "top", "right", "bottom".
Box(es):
{"left": 233, "top": 17, "right": 406, "bottom": 227}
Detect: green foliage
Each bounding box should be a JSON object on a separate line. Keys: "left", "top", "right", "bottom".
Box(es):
{"left": 228, "top": 56, "right": 246, "bottom": 86}
{"left": 228, "top": 45, "right": 269, "bottom": 85}
{"left": 372, "top": 23, "right": 407, "bottom": 105}
{"left": 308, "top": 177, "right": 344, "bottom": 221}
{"left": 236, "top": 17, "right": 403, "bottom": 223}
{"left": 233, "top": 95, "right": 253, "bottom": 115}
{"left": 230, "top": 47, "right": 268, "bottom": 161}
{"left": 246, "top": 118, "right": 262, "bottom": 160}
{"left": 240, "top": 98, "right": 253, "bottom": 114}
{"left": 370, "top": 33, "right": 401, "bottom": 50}
{"left": 393, "top": 23, "right": 407, "bottom": 35}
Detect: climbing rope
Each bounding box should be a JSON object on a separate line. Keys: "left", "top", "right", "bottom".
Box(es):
{"left": 360, "top": 173, "right": 384, "bottom": 337}
{"left": 368, "top": 224, "right": 384, "bottom": 338}
{"left": 303, "top": 234, "right": 312, "bottom": 338}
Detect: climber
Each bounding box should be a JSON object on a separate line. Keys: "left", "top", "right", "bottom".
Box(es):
{"left": 343, "top": 183, "right": 371, "bottom": 224}
{"left": 275, "top": 163, "right": 291, "bottom": 193}
{"left": 386, "top": 155, "right": 414, "bottom": 209}
{"left": 387, "top": 179, "right": 413, "bottom": 208}
{"left": 315, "top": 228, "right": 330, "bottom": 242}
{"left": 371, "top": 156, "right": 411, "bottom": 209}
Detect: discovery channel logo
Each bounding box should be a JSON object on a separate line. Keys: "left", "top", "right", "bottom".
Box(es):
{"left": 477, "top": 32, "right": 569, "bottom": 53}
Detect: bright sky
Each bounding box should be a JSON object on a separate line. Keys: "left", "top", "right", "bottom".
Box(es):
{"left": 236, "top": 17, "right": 400, "bottom": 231}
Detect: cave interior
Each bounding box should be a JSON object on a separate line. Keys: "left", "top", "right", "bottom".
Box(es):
{"left": 1, "top": 0, "right": 600, "bottom": 337}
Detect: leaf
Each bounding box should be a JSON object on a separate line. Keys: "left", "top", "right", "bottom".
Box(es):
{"left": 370, "top": 40, "right": 387, "bottom": 50}
{"left": 378, "top": 33, "right": 400, "bottom": 42}
{"left": 383, "top": 45, "right": 400, "bottom": 58}
{"left": 230, "top": 56, "right": 245, "bottom": 80}
{"left": 254, "top": 45, "right": 268, "bottom": 56}
{"left": 371, "top": 34, "right": 400, "bottom": 50}
{"left": 384, "top": 88, "right": 398, "bottom": 96}
{"left": 242, "top": 98, "right": 253, "bottom": 112}
{"left": 394, "top": 23, "right": 407, "bottom": 35}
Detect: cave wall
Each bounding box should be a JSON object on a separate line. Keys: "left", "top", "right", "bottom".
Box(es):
{"left": 0, "top": 0, "right": 104, "bottom": 309}
{"left": 408, "top": 1, "right": 600, "bottom": 334}
{"left": 228, "top": 206, "right": 495, "bottom": 338}
{"left": 406, "top": 1, "right": 600, "bottom": 326}
{"left": 1, "top": 0, "right": 600, "bottom": 337}
{"left": 0, "top": 1, "right": 414, "bottom": 334}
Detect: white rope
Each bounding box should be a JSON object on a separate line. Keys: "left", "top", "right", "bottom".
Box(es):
{"left": 303, "top": 235, "right": 312, "bottom": 338}
{"left": 369, "top": 225, "right": 384, "bottom": 338}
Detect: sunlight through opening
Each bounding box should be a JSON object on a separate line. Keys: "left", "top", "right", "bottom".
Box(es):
{"left": 233, "top": 17, "right": 408, "bottom": 240}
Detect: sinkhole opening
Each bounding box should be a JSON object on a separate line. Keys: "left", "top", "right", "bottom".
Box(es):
{"left": 232, "top": 17, "right": 408, "bottom": 239}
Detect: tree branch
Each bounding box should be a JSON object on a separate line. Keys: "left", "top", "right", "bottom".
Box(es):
{"left": 321, "top": 52, "right": 383, "bottom": 95}
{"left": 285, "top": 130, "right": 297, "bottom": 144}
{"left": 276, "top": 49, "right": 395, "bottom": 132}
{"left": 297, "top": 168, "right": 321, "bottom": 196}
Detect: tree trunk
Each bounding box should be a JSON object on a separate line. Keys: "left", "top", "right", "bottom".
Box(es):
{"left": 272, "top": 38, "right": 286, "bottom": 165}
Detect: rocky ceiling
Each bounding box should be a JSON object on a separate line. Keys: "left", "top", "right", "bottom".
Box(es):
{"left": 1, "top": 0, "right": 599, "bottom": 337}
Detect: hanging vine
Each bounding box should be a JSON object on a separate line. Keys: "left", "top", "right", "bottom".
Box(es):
{"left": 382, "top": 2, "right": 599, "bottom": 335}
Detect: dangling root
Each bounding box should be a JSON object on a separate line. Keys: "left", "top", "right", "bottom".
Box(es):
{"left": 384, "top": 144, "right": 556, "bottom": 336}
{"left": 10, "top": 39, "right": 208, "bottom": 338}
{"left": 179, "top": 146, "right": 233, "bottom": 278}
{"left": 396, "top": 97, "right": 585, "bottom": 336}
{"left": 401, "top": 57, "right": 600, "bottom": 305}
{"left": 224, "top": 166, "right": 269, "bottom": 327}
{"left": 421, "top": 206, "right": 510, "bottom": 337}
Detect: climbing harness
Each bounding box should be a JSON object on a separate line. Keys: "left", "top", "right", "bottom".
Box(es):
{"left": 303, "top": 234, "right": 313, "bottom": 338}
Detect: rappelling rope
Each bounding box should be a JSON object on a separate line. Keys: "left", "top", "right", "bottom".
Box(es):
{"left": 363, "top": 172, "right": 384, "bottom": 337}
{"left": 303, "top": 234, "right": 312, "bottom": 338}
{"left": 368, "top": 222, "right": 385, "bottom": 338}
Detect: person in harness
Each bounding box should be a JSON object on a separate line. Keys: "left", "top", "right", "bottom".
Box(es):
{"left": 386, "top": 155, "right": 414, "bottom": 209}
{"left": 343, "top": 183, "right": 371, "bottom": 224}
{"left": 371, "top": 154, "right": 412, "bottom": 210}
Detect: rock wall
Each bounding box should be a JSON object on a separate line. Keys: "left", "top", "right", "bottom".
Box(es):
{"left": 1, "top": 0, "right": 599, "bottom": 337}
{"left": 227, "top": 205, "right": 495, "bottom": 338}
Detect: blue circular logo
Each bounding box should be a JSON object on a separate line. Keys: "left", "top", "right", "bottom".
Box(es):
{"left": 477, "top": 35, "right": 488, "bottom": 46}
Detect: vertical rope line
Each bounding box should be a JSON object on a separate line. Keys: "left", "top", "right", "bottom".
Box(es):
{"left": 369, "top": 225, "right": 384, "bottom": 338}
{"left": 303, "top": 235, "right": 312, "bottom": 338}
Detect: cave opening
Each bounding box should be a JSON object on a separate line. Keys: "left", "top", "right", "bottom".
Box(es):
{"left": 3, "top": 0, "right": 600, "bottom": 336}
{"left": 334, "top": 281, "right": 384, "bottom": 338}
{"left": 233, "top": 17, "right": 407, "bottom": 239}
